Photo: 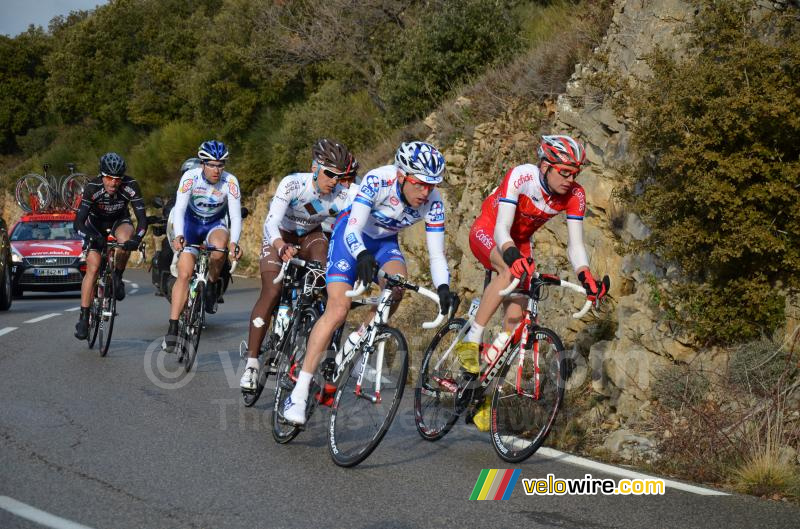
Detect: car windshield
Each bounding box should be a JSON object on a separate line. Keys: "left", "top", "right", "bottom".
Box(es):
{"left": 11, "top": 221, "right": 79, "bottom": 241}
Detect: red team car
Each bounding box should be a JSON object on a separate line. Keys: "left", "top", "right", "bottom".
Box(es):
{"left": 9, "top": 211, "right": 86, "bottom": 296}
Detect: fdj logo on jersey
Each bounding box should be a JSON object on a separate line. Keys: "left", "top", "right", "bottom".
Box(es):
{"left": 429, "top": 201, "right": 444, "bottom": 221}
{"left": 345, "top": 233, "right": 360, "bottom": 253}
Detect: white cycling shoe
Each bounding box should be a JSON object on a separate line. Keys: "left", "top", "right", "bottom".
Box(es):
{"left": 240, "top": 367, "right": 258, "bottom": 391}
{"left": 282, "top": 396, "right": 307, "bottom": 425}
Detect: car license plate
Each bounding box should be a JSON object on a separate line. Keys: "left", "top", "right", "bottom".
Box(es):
{"left": 34, "top": 268, "right": 68, "bottom": 276}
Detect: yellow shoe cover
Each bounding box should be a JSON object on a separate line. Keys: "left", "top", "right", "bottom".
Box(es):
{"left": 455, "top": 341, "right": 480, "bottom": 374}
{"left": 472, "top": 400, "right": 491, "bottom": 432}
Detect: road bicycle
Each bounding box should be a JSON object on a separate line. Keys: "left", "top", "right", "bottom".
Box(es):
{"left": 86, "top": 233, "right": 145, "bottom": 357}
{"left": 60, "top": 163, "right": 88, "bottom": 211}
{"left": 171, "top": 244, "right": 236, "bottom": 372}
{"left": 273, "top": 270, "right": 444, "bottom": 467}
{"left": 414, "top": 267, "right": 603, "bottom": 463}
{"left": 239, "top": 257, "right": 328, "bottom": 407}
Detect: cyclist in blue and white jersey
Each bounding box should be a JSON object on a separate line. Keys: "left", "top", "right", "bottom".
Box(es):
{"left": 281, "top": 141, "right": 458, "bottom": 425}
{"left": 163, "top": 140, "right": 243, "bottom": 352}
{"left": 240, "top": 139, "right": 358, "bottom": 391}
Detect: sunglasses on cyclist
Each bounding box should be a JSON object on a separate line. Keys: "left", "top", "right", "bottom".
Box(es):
{"left": 321, "top": 168, "right": 356, "bottom": 180}
{"left": 404, "top": 175, "right": 436, "bottom": 189}
{"left": 550, "top": 164, "right": 580, "bottom": 179}
{"left": 101, "top": 173, "right": 122, "bottom": 180}
{"left": 204, "top": 162, "right": 226, "bottom": 170}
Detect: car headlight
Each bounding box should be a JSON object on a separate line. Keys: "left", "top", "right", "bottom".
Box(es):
{"left": 11, "top": 248, "right": 23, "bottom": 263}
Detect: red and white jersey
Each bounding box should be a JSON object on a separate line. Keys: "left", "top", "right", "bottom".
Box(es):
{"left": 480, "top": 164, "right": 585, "bottom": 242}
{"left": 476, "top": 163, "right": 589, "bottom": 272}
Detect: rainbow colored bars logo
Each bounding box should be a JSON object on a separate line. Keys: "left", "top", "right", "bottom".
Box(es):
{"left": 469, "top": 469, "right": 521, "bottom": 500}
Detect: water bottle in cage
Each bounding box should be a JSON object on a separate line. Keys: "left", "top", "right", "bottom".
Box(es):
{"left": 336, "top": 323, "right": 366, "bottom": 366}
{"left": 483, "top": 332, "right": 510, "bottom": 364}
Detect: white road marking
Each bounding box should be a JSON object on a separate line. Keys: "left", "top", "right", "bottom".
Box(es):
{"left": 130, "top": 289, "right": 139, "bottom": 295}
{"left": 24, "top": 313, "right": 61, "bottom": 324}
{"left": 535, "top": 448, "right": 729, "bottom": 495}
{"left": 130, "top": 283, "right": 139, "bottom": 289}
{"left": 233, "top": 274, "right": 248, "bottom": 278}
{"left": 0, "top": 496, "right": 95, "bottom": 529}
{"left": 0, "top": 327, "right": 18, "bottom": 337}
{"left": 65, "top": 307, "right": 82, "bottom": 312}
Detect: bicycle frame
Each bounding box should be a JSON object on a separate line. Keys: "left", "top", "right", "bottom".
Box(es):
{"left": 432, "top": 271, "right": 589, "bottom": 401}
{"left": 342, "top": 271, "right": 445, "bottom": 402}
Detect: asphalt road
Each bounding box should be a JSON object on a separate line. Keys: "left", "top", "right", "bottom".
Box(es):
{"left": 1, "top": 270, "right": 798, "bottom": 529}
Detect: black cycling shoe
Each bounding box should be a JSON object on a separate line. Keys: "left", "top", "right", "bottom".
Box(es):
{"left": 74, "top": 318, "right": 89, "bottom": 340}
{"left": 163, "top": 319, "right": 179, "bottom": 353}
{"left": 204, "top": 280, "right": 220, "bottom": 314}
{"left": 113, "top": 271, "right": 125, "bottom": 301}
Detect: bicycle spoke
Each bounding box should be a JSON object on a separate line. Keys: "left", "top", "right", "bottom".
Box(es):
{"left": 491, "top": 327, "right": 565, "bottom": 463}
{"left": 329, "top": 326, "right": 408, "bottom": 467}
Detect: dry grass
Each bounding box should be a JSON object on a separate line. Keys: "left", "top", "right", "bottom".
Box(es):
{"left": 734, "top": 450, "right": 800, "bottom": 499}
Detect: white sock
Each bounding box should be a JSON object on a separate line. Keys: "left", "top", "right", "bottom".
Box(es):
{"left": 466, "top": 322, "right": 484, "bottom": 344}
{"left": 246, "top": 357, "right": 259, "bottom": 370}
{"left": 290, "top": 371, "right": 313, "bottom": 403}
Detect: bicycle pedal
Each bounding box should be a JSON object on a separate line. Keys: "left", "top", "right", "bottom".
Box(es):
{"left": 278, "top": 374, "right": 295, "bottom": 391}
{"left": 320, "top": 358, "right": 336, "bottom": 382}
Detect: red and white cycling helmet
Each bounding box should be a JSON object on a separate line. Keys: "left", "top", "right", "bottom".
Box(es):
{"left": 537, "top": 135, "right": 586, "bottom": 168}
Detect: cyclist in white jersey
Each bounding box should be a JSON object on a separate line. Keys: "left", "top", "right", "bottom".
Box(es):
{"left": 163, "top": 140, "right": 243, "bottom": 353}
{"left": 281, "top": 141, "right": 458, "bottom": 425}
{"left": 240, "top": 139, "right": 358, "bottom": 391}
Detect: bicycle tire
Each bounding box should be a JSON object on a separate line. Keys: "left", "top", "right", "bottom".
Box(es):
{"left": 15, "top": 173, "right": 51, "bottom": 212}
{"left": 414, "top": 317, "right": 466, "bottom": 441}
{"left": 242, "top": 328, "right": 279, "bottom": 407}
{"left": 490, "top": 326, "right": 565, "bottom": 463}
{"left": 98, "top": 269, "right": 116, "bottom": 357}
{"left": 329, "top": 325, "right": 409, "bottom": 467}
{"left": 272, "top": 307, "right": 319, "bottom": 444}
{"left": 61, "top": 173, "right": 87, "bottom": 211}
{"left": 183, "top": 282, "right": 204, "bottom": 372}
{"left": 87, "top": 296, "right": 101, "bottom": 348}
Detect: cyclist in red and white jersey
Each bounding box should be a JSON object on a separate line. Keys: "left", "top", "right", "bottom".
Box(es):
{"left": 459, "top": 134, "right": 609, "bottom": 430}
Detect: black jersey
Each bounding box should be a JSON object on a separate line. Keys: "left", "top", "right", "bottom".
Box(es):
{"left": 74, "top": 175, "right": 148, "bottom": 239}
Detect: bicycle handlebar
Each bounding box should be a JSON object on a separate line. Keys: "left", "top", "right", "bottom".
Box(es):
{"left": 346, "top": 270, "right": 445, "bottom": 329}
{"left": 273, "top": 257, "right": 309, "bottom": 284}
{"left": 499, "top": 274, "right": 593, "bottom": 319}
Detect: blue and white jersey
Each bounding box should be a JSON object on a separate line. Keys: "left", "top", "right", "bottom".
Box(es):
{"left": 263, "top": 172, "right": 350, "bottom": 244}
{"left": 342, "top": 164, "right": 449, "bottom": 287}
{"left": 172, "top": 168, "right": 243, "bottom": 243}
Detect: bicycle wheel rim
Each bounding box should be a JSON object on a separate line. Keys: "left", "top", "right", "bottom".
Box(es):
{"left": 99, "top": 291, "right": 116, "bottom": 357}
{"left": 184, "top": 284, "right": 204, "bottom": 372}
{"left": 87, "top": 298, "right": 100, "bottom": 348}
{"left": 272, "top": 308, "right": 318, "bottom": 443}
{"left": 329, "top": 326, "right": 409, "bottom": 467}
{"left": 490, "top": 327, "right": 565, "bottom": 463}
{"left": 414, "top": 318, "right": 465, "bottom": 441}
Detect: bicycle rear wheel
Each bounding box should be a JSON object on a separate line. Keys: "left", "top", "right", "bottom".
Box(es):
{"left": 272, "top": 307, "right": 319, "bottom": 443}
{"left": 98, "top": 270, "right": 116, "bottom": 357}
{"left": 490, "top": 326, "right": 565, "bottom": 463}
{"left": 329, "top": 326, "right": 408, "bottom": 467}
{"left": 183, "top": 283, "right": 204, "bottom": 372}
{"left": 243, "top": 320, "right": 280, "bottom": 407}
{"left": 414, "top": 317, "right": 466, "bottom": 441}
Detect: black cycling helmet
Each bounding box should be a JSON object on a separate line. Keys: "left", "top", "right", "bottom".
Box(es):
{"left": 99, "top": 152, "right": 126, "bottom": 178}
{"left": 181, "top": 157, "right": 203, "bottom": 174}
{"left": 312, "top": 138, "right": 359, "bottom": 177}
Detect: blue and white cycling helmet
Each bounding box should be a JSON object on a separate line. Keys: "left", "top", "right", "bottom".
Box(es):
{"left": 198, "top": 140, "right": 229, "bottom": 162}
{"left": 394, "top": 141, "right": 446, "bottom": 184}
{"left": 180, "top": 157, "right": 202, "bottom": 174}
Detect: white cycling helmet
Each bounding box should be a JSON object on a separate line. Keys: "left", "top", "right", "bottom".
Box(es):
{"left": 394, "top": 141, "right": 446, "bottom": 184}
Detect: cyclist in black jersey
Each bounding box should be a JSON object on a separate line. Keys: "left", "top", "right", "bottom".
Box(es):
{"left": 73, "top": 152, "right": 148, "bottom": 340}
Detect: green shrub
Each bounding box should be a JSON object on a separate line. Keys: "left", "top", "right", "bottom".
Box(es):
{"left": 622, "top": 0, "right": 800, "bottom": 344}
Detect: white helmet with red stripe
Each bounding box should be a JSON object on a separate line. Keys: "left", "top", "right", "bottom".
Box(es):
{"left": 537, "top": 135, "right": 586, "bottom": 168}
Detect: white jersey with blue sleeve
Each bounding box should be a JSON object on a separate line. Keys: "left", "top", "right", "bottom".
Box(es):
{"left": 172, "top": 168, "right": 243, "bottom": 243}
{"left": 342, "top": 164, "right": 449, "bottom": 287}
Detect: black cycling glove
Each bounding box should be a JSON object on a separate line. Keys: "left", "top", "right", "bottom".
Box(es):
{"left": 356, "top": 251, "right": 378, "bottom": 287}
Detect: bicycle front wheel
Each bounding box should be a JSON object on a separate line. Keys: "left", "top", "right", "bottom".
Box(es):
{"left": 329, "top": 326, "right": 408, "bottom": 467}
{"left": 183, "top": 283, "right": 204, "bottom": 372}
{"left": 87, "top": 296, "right": 100, "bottom": 349}
{"left": 98, "top": 272, "right": 116, "bottom": 357}
{"left": 491, "top": 326, "right": 565, "bottom": 463}
{"left": 272, "top": 307, "right": 319, "bottom": 443}
{"left": 414, "top": 317, "right": 466, "bottom": 441}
